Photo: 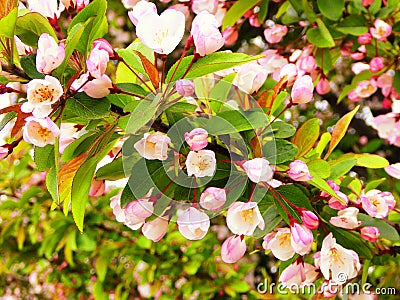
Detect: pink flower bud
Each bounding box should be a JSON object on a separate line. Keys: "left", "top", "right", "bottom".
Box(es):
{"left": 89, "top": 179, "right": 105, "bottom": 197}
{"left": 279, "top": 261, "right": 319, "bottom": 288}
{"left": 177, "top": 207, "right": 210, "bottom": 240}
{"left": 360, "top": 226, "right": 380, "bottom": 242}
{"left": 328, "top": 191, "right": 349, "bottom": 210}
{"left": 125, "top": 198, "right": 154, "bottom": 230}
{"left": 191, "top": 11, "right": 224, "bottom": 56}
{"left": 264, "top": 24, "right": 288, "bottom": 44}
{"left": 110, "top": 193, "right": 125, "bottom": 223}
{"left": 200, "top": 187, "right": 226, "bottom": 211}
{"left": 298, "top": 55, "right": 317, "bottom": 73}
{"left": 291, "top": 75, "right": 314, "bottom": 104}
{"left": 351, "top": 51, "right": 366, "bottom": 60}
{"left": 362, "top": 0, "right": 375, "bottom": 6}
{"left": 249, "top": 15, "right": 261, "bottom": 27}
{"left": 86, "top": 46, "right": 110, "bottom": 79}
{"left": 301, "top": 210, "right": 319, "bottom": 230}
{"left": 221, "top": 235, "right": 246, "bottom": 263}
{"left": 370, "top": 57, "right": 384, "bottom": 73}
{"left": 134, "top": 131, "right": 171, "bottom": 161}
{"left": 82, "top": 74, "right": 113, "bottom": 98}
{"left": 93, "top": 38, "right": 114, "bottom": 58}
{"left": 36, "top": 33, "right": 65, "bottom": 74}
{"left": 370, "top": 19, "right": 392, "bottom": 41}
{"left": 352, "top": 62, "right": 370, "bottom": 75}
{"left": 279, "top": 63, "right": 298, "bottom": 86}
{"left": 176, "top": 79, "right": 195, "bottom": 96}
{"left": 128, "top": 0, "right": 157, "bottom": 26}
{"left": 358, "top": 33, "right": 372, "bottom": 44}
{"left": 142, "top": 217, "right": 169, "bottom": 242}
{"left": 184, "top": 128, "right": 208, "bottom": 151}
{"left": 233, "top": 62, "right": 268, "bottom": 94}
{"left": 316, "top": 77, "right": 331, "bottom": 95}
{"left": 242, "top": 157, "right": 274, "bottom": 183}
{"left": 222, "top": 26, "right": 239, "bottom": 46}
{"left": 290, "top": 223, "right": 313, "bottom": 255}
{"left": 385, "top": 163, "right": 400, "bottom": 179}
{"left": 191, "top": 0, "right": 218, "bottom": 14}
{"left": 287, "top": 160, "right": 313, "bottom": 181}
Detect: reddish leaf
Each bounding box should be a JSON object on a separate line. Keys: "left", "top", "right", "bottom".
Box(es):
{"left": 133, "top": 50, "right": 159, "bottom": 89}
{"left": 0, "top": 104, "right": 30, "bottom": 137}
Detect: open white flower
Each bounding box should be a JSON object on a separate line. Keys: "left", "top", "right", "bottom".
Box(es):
{"left": 22, "top": 76, "right": 63, "bottom": 118}
{"left": 319, "top": 233, "right": 361, "bottom": 282}
{"left": 186, "top": 150, "right": 216, "bottom": 177}
{"left": 242, "top": 157, "right": 274, "bottom": 183}
{"left": 134, "top": 132, "right": 171, "bottom": 160}
{"left": 263, "top": 228, "right": 295, "bottom": 261}
{"left": 136, "top": 9, "right": 185, "bottom": 55}
{"left": 22, "top": 117, "right": 60, "bottom": 147}
{"left": 226, "top": 202, "right": 265, "bottom": 236}
{"left": 329, "top": 207, "right": 361, "bottom": 229}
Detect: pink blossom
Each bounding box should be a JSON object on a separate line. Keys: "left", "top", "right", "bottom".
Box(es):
{"left": 0, "top": 146, "right": 8, "bottom": 159}
{"left": 93, "top": 38, "right": 115, "bottom": 58}
{"left": 185, "top": 128, "right": 208, "bottom": 151}
{"left": 361, "top": 189, "right": 396, "bottom": 219}
{"left": 360, "top": 226, "right": 380, "bottom": 242}
{"left": 186, "top": 150, "right": 216, "bottom": 177}
{"left": 263, "top": 228, "right": 295, "bottom": 260}
{"left": 264, "top": 24, "right": 288, "bottom": 44}
{"left": 297, "top": 55, "right": 317, "bottom": 74}
{"left": 384, "top": 163, "right": 400, "bottom": 179}
{"left": 110, "top": 193, "right": 125, "bottom": 222}
{"left": 370, "top": 19, "right": 392, "bottom": 41}
{"left": 362, "top": 0, "right": 375, "bottom": 6}
{"left": 122, "top": 0, "right": 141, "bottom": 9}
{"left": 279, "top": 63, "right": 298, "bottom": 86}
{"left": 168, "top": 4, "right": 190, "bottom": 21}
{"left": 128, "top": 0, "right": 157, "bottom": 26}
{"left": 191, "top": 11, "right": 224, "bottom": 56}
{"left": 354, "top": 79, "right": 377, "bottom": 98}
{"left": 351, "top": 62, "right": 370, "bottom": 75}
{"left": 371, "top": 113, "right": 396, "bottom": 139}
{"left": 125, "top": 198, "right": 154, "bottom": 230}
{"left": 388, "top": 122, "right": 400, "bottom": 147}
{"left": 177, "top": 207, "right": 210, "bottom": 240}
{"left": 351, "top": 51, "right": 366, "bottom": 60}
{"left": 279, "top": 261, "right": 319, "bottom": 288}
{"left": 199, "top": 187, "right": 226, "bottom": 211}
{"left": 221, "top": 235, "right": 246, "bottom": 263}
{"left": 370, "top": 57, "right": 384, "bottom": 73}
{"left": 376, "top": 72, "right": 393, "bottom": 97}
{"left": 319, "top": 233, "right": 361, "bottom": 281}
{"left": 89, "top": 179, "right": 106, "bottom": 197}
{"left": 176, "top": 79, "right": 195, "bottom": 97}
{"left": 291, "top": 75, "right": 314, "bottom": 104}
{"left": 316, "top": 77, "right": 331, "bottom": 95}
{"left": 242, "top": 157, "right": 274, "bottom": 183}
{"left": 290, "top": 223, "right": 313, "bottom": 255}
{"left": 258, "top": 50, "right": 288, "bottom": 78}
{"left": 328, "top": 191, "right": 349, "bottom": 210}
{"left": 36, "top": 33, "right": 65, "bottom": 74}
{"left": 301, "top": 210, "right": 319, "bottom": 230}
{"left": 22, "top": 75, "right": 63, "bottom": 118}
{"left": 249, "top": 14, "right": 261, "bottom": 27}
{"left": 233, "top": 62, "right": 268, "bottom": 94}
{"left": 222, "top": 26, "right": 239, "bottom": 46}
{"left": 226, "top": 202, "right": 264, "bottom": 236}
{"left": 191, "top": 0, "right": 218, "bottom": 14}
{"left": 358, "top": 33, "right": 372, "bottom": 44}
{"left": 82, "top": 74, "right": 113, "bottom": 98}
{"left": 287, "top": 160, "right": 313, "bottom": 181}
{"left": 27, "top": 0, "right": 64, "bottom": 19}
{"left": 142, "top": 217, "right": 169, "bottom": 242}
{"left": 23, "top": 117, "right": 60, "bottom": 147}
{"left": 329, "top": 207, "right": 361, "bottom": 229}
{"left": 136, "top": 9, "right": 185, "bottom": 55}
{"left": 86, "top": 45, "right": 110, "bottom": 79}
{"left": 134, "top": 132, "right": 171, "bottom": 161}
{"left": 61, "top": 0, "right": 89, "bottom": 11}
{"left": 348, "top": 90, "right": 362, "bottom": 102}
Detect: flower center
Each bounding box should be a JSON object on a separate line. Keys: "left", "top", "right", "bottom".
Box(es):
{"left": 37, "top": 127, "right": 51, "bottom": 141}
{"left": 278, "top": 233, "right": 290, "bottom": 246}
{"left": 34, "top": 86, "right": 56, "bottom": 102}
{"left": 155, "top": 29, "right": 170, "bottom": 45}
{"left": 240, "top": 209, "right": 254, "bottom": 224}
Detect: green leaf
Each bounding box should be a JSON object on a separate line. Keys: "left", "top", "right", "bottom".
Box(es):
{"left": 358, "top": 214, "right": 400, "bottom": 241}
{"left": 222, "top": 0, "right": 259, "bottom": 30}
{"left": 310, "top": 175, "right": 342, "bottom": 201}
{"left": 96, "top": 157, "right": 125, "bottom": 181}
{"left": 96, "top": 256, "right": 108, "bottom": 282}
{"left": 329, "top": 158, "right": 357, "bottom": 180}
{"left": 365, "top": 178, "right": 386, "bottom": 192}
{"left": 293, "top": 118, "right": 320, "bottom": 158}
{"left": 393, "top": 70, "right": 400, "bottom": 94}
{"left": 166, "top": 52, "right": 262, "bottom": 82}
{"left": 0, "top": 8, "right": 17, "bottom": 38}
{"left": 20, "top": 54, "right": 44, "bottom": 79}
{"left": 277, "top": 184, "right": 313, "bottom": 210}
{"left": 15, "top": 12, "right": 57, "bottom": 47}
{"left": 263, "top": 139, "right": 298, "bottom": 165}
{"left": 123, "top": 95, "right": 162, "bottom": 134}
{"left": 258, "top": 0, "right": 269, "bottom": 23}
{"left": 308, "top": 159, "right": 331, "bottom": 179}
{"left": 0, "top": 111, "right": 17, "bottom": 132}
{"left": 336, "top": 15, "right": 368, "bottom": 36}
{"left": 302, "top": 0, "right": 317, "bottom": 22}
{"left": 306, "top": 19, "right": 335, "bottom": 48}
{"left": 46, "top": 166, "right": 59, "bottom": 203}
{"left": 325, "top": 106, "right": 359, "bottom": 159}
{"left": 66, "top": 93, "right": 110, "bottom": 120}
{"left": 254, "top": 205, "right": 282, "bottom": 238}
{"left": 315, "top": 132, "right": 331, "bottom": 158}
{"left": 317, "top": 0, "right": 344, "bottom": 21}
{"left": 34, "top": 145, "right": 55, "bottom": 172}
{"left": 355, "top": 153, "right": 389, "bottom": 168}
{"left": 270, "top": 121, "right": 296, "bottom": 138}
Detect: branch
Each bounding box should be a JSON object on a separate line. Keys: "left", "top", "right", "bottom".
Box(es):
{"left": 1, "top": 62, "right": 31, "bottom": 80}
